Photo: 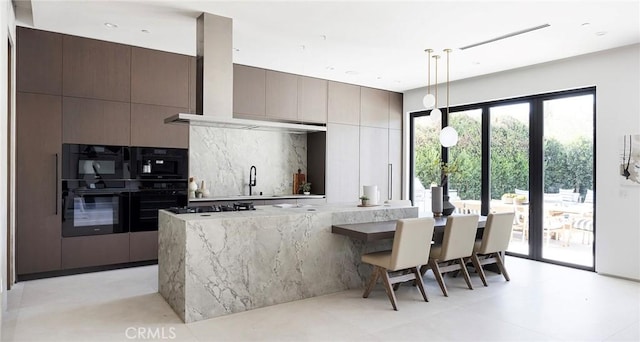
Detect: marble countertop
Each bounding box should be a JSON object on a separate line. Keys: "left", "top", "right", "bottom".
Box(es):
{"left": 189, "top": 194, "right": 326, "bottom": 202}
{"left": 160, "top": 203, "right": 410, "bottom": 221}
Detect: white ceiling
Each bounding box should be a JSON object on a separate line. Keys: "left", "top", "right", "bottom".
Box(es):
{"left": 14, "top": 0, "right": 640, "bottom": 92}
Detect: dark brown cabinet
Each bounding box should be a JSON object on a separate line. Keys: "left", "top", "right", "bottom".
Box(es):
{"left": 61, "top": 234, "right": 130, "bottom": 269}
{"left": 16, "top": 92, "right": 62, "bottom": 275}
{"left": 130, "top": 231, "right": 159, "bottom": 262}
{"left": 298, "top": 76, "right": 327, "bottom": 124}
{"left": 16, "top": 27, "right": 62, "bottom": 95}
{"left": 266, "top": 70, "right": 298, "bottom": 121}
{"left": 233, "top": 64, "right": 266, "bottom": 117}
{"left": 62, "top": 97, "right": 130, "bottom": 145}
{"left": 62, "top": 35, "right": 131, "bottom": 102}
{"left": 131, "top": 103, "right": 189, "bottom": 148}
{"left": 131, "top": 47, "right": 191, "bottom": 108}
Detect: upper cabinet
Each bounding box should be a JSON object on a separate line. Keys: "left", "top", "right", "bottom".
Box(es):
{"left": 62, "top": 97, "right": 131, "bottom": 146}
{"left": 360, "top": 87, "right": 389, "bottom": 129}
{"left": 298, "top": 76, "right": 327, "bottom": 124}
{"left": 17, "top": 27, "right": 62, "bottom": 95}
{"left": 328, "top": 81, "right": 360, "bottom": 125}
{"left": 131, "top": 103, "right": 189, "bottom": 148}
{"left": 63, "top": 35, "right": 131, "bottom": 102}
{"left": 131, "top": 47, "right": 191, "bottom": 108}
{"left": 233, "top": 64, "right": 266, "bottom": 118}
{"left": 389, "top": 92, "right": 403, "bottom": 130}
{"left": 266, "top": 70, "right": 298, "bottom": 121}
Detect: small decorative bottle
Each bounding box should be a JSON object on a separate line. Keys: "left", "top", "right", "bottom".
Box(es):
{"left": 200, "top": 180, "right": 210, "bottom": 198}
{"left": 188, "top": 177, "right": 198, "bottom": 198}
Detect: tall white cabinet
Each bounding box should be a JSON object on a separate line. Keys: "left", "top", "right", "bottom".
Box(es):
{"left": 326, "top": 81, "right": 403, "bottom": 203}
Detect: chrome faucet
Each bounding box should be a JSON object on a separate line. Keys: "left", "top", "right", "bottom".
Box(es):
{"left": 249, "top": 165, "right": 257, "bottom": 196}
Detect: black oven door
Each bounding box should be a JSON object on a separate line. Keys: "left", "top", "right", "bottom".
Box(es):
{"left": 130, "top": 185, "right": 187, "bottom": 232}
{"left": 62, "top": 144, "right": 129, "bottom": 180}
{"left": 62, "top": 180, "right": 130, "bottom": 237}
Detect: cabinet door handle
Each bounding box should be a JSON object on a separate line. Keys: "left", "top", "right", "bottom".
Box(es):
{"left": 388, "top": 163, "right": 392, "bottom": 200}
{"left": 55, "top": 153, "right": 58, "bottom": 215}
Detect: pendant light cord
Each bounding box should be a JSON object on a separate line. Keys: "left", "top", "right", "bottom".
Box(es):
{"left": 433, "top": 55, "right": 439, "bottom": 108}
{"left": 445, "top": 49, "right": 451, "bottom": 113}
{"left": 426, "top": 49, "right": 432, "bottom": 95}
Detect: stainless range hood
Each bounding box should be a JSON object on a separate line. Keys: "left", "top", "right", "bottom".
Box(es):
{"left": 164, "top": 13, "right": 326, "bottom": 134}
{"left": 164, "top": 113, "right": 326, "bottom": 133}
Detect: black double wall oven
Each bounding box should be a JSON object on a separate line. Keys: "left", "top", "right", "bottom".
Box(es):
{"left": 62, "top": 144, "right": 188, "bottom": 237}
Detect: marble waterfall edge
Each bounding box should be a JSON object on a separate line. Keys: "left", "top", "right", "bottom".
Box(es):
{"left": 189, "top": 126, "right": 307, "bottom": 196}
{"left": 158, "top": 205, "right": 418, "bottom": 323}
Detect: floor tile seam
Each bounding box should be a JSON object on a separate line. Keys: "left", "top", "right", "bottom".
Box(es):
{"left": 600, "top": 318, "right": 640, "bottom": 341}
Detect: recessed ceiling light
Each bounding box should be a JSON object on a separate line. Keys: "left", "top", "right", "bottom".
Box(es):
{"left": 141, "top": 29, "right": 150, "bottom": 34}
{"left": 325, "top": 66, "right": 334, "bottom": 71}
{"left": 581, "top": 22, "right": 591, "bottom": 27}
{"left": 345, "top": 70, "right": 358, "bottom": 75}
{"left": 104, "top": 22, "right": 118, "bottom": 29}
{"left": 595, "top": 31, "right": 607, "bottom": 36}
{"left": 233, "top": 48, "right": 240, "bottom": 52}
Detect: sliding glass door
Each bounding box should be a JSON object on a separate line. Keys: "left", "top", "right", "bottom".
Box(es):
{"left": 489, "top": 103, "right": 530, "bottom": 255}
{"left": 410, "top": 87, "right": 595, "bottom": 270}
{"left": 541, "top": 94, "right": 594, "bottom": 267}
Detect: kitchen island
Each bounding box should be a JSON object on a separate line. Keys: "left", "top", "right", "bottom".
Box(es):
{"left": 158, "top": 203, "right": 417, "bottom": 323}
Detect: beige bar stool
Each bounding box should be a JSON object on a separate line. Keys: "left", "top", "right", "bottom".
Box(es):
{"left": 469, "top": 212, "right": 515, "bottom": 286}
{"left": 423, "top": 214, "right": 479, "bottom": 297}
{"left": 361, "top": 217, "right": 435, "bottom": 310}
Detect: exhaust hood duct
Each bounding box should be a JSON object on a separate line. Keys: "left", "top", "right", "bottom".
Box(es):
{"left": 165, "top": 12, "right": 326, "bottom": 134}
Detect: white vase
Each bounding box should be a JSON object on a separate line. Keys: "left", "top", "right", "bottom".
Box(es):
{"left": 188, "top": 178, "right": 198, "bottom": 198}
{"left": 200, "top": 180, "right": 210, "bottom": 198}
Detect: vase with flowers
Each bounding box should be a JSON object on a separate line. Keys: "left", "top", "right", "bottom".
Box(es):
{"left": 438, "top": 160, "right": 460, "bottom": 216}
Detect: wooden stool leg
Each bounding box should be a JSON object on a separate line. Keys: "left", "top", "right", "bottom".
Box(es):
{"left": 430, "top": 260, "right": 448, "bottom": 297}
{"left": 412, "top": 267, "right": 429, "bottom": 302}
{"left": 380, "top": 268, "right": 398, "bottom": 310}
{"left": 471, "top": 253, "right": 488, "bottom": 287}
{"left": 458, "top": 258, "right": 474, "bottom": 290}
{"left": 362, "top": 267, "right": 379, "bottom": 298}
{"left": 494, "top": 253, "right": 510, "bottom": 281}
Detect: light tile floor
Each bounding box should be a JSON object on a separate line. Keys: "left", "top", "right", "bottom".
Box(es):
{"left": 2, "top": 257, "right": 639, "bottom": 341}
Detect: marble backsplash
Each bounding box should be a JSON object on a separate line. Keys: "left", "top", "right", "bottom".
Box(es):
{"left": 189, "top": 126, "right": 307, "bottom": 197}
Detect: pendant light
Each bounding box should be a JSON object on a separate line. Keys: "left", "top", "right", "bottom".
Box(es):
{"left": 422, "top": 49, "right": 436, "bottom": 109}
{"left": 440, "top": 48, "right": 458, "bottom": 147}
{"left": 430, "top": 54, "right": 442, "bottom": 117}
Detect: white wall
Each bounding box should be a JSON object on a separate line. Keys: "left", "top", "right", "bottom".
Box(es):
{"left": 1, "top": 0, "right": 17, "bottom": 320}
{"left": 403, "top": 44, "right": 640, "bottom": 280}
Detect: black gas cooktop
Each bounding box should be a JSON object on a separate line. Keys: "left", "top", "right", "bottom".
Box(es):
{"left": 166, "top": 202, "right": 256, "bottom": 214}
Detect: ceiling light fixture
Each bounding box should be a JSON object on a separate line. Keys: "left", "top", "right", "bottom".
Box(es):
{"left": 430, "top": 54, "right": 442, "bottom": 117}
{"left": 423, "top": 49, "right": 435, "bottom": 109}
{"left": 104, "top": 22, "right": 118, "bottom": 29}
{"left": 440, "top": 48, "right": 458, "bottom": 148}
{"left": 141, "top": 29, "right": 150, "bottom": 34}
